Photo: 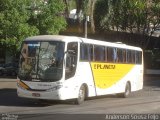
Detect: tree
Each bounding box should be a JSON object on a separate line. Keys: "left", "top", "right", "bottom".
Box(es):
{"left": 87, "top": 0, "right": 96, "bottom": 33}
{"left": 28, "top": 0, "right": 67, "bottom": 35}
{"left": 0, "top": 0, "right": 39, "bottom": 56}
{"left": 94, "top": 0, "right": 109, "bottom": 31}
{"left": 74, "top": 0, "right": 97, "bottom": 34}
{"left": 94, "top": 0, "right": 160, "bottom": 49}
{"left": 0, "top": 0, "right": 67, "bottom": 57}
{"left": 63, "top": 0, "right": 70, "bottom": 17}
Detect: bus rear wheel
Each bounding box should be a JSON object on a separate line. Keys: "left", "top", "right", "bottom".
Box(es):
{"left": 117, "top": 82, "right": 131, "bottom": 98}
{"left": 124, "top": 82, "right": 131, "bottom": 97}
{"left": 75, "top": 85, "right": 86, "bottom": 105}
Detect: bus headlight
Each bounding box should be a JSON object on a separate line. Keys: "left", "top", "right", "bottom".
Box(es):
{"left": 47, "top": 85, "right": 63, "bottom": 91}
{"left": 17, "top": 80, "right": 30, "bottom": 90}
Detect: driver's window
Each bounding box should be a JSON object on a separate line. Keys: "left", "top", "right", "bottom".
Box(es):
{"left": 65, "top": 42, "right": 78, "bottom": 80}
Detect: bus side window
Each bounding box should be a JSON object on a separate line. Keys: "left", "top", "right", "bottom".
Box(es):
{"left": 89, "top": 44, "right": 93, "bottom": 61}
{"left": 80, "top": 44, "right": 93, "bottom": 61}
{"left": 113, "top": 48, "right": 118, "bottom": 63}
{"left": 94, "top": 45, "right": 105, "bottom": 62}
{"left": 105, "top": 47, "right": 108, "bottom": 62}
{"left": 139, "top": 52, "right": 142, "bottom": 64}
{"left": 123, "top": 49, "right": 126, "bottom": 63}
{"left": 65, "top": 42, "right": 78, "bottom": 80}
{"left": 126, "top": 50, "right": 131, "bottom": 63}
{"left": 117, "top": 48, "right": 123, "bottom": 63}
{"left": 132, "top": 50, "right": 136, "bottom": 64}
{"left": 126, "top": 50, "right": 135, "bottom": 64}
{"left": 80, "top": 44, "right": 89, "bottom": 61}
{"left": 107, "top": 47, "right": 114, "bottom": 62}
{"left": 136, "top": 51, "right": 142, "bottom": 64}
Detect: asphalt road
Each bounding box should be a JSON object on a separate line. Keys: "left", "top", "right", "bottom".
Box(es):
{"left": 0, "top": 76, "right": 160, "bottom": 120}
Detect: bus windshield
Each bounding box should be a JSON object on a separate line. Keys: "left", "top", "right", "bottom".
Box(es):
{"left": 18, "top": 41, "right": 64, "bottom": 82}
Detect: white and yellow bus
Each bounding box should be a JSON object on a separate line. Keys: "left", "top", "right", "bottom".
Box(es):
{"left": 17, "top": 35, "right": 143, "bottom": 104}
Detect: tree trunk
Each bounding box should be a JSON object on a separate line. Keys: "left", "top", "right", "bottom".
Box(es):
{"left": 76, "top": 0, "right": 83, "bottom": 33}
{"left": 90, "top": 0, "right": 96, "bottom": 33}
{"left": 63, "top": 0, "right": 69, "bottom": 18}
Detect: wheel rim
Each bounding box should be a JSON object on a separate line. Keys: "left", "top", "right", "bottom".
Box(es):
{"left": 125, "top": 83, "right": 130, "bottom": 96}
{"left": 78, "top": 86, "right": 85, "bottom": 101}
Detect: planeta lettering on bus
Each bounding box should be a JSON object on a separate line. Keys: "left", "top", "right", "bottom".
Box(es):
{"left": 94, "top": 64, "right": 115, "bottom": 69}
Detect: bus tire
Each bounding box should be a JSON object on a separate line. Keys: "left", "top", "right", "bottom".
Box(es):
{"left": 75, "top": 85, "right": 86, "bottom": 105}
{"left": 118, "top": 82, "right": 131, "bottom": 98}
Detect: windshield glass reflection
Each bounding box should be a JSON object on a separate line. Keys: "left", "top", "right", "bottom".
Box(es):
{"left": 18, "top": 41, "right": 64, "bottom": 82}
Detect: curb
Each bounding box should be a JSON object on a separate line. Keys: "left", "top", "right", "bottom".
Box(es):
{"left": 0, "top": 78, "right": 17, "bottom": 82}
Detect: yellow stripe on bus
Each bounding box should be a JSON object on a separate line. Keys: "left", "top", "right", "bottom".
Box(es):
{"left": 91, "top": 62, "right": 135, "bottom": 89}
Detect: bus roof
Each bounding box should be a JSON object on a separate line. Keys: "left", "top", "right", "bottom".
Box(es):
{"left": 25, "top": 35, "right": 79, "bottom": 42}
{"left": 81, "top": 38, "right": 142, "bottom": 51}
{"left": 24, "top": 35, "right": 142, "bottom": 51}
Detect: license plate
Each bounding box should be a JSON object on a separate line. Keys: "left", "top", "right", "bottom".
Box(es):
{"left": 32, "top": 93, "right": 40, "bottom": 97}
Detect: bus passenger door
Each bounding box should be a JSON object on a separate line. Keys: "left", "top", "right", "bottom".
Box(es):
{"left": 63, "top": 42, "right": 79, "bottom": 99}
{"left": 65, "top": 42, "right": 78, "bottom": 80}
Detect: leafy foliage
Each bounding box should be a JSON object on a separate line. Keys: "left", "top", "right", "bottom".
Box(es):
{"left": 0, "top": 0, "right": 67, "bottom": 56}
{"left": 94, "top": 0, "right": 160, "bottom": 35}
{"left": 0, "top": 0, "right": 39, "bottom": 54}
{"left": 29, "top": 0, "right": 67, "bottom": 35}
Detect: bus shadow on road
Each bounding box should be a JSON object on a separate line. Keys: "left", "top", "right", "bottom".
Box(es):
{"left": 0, "top": 88, "right": 65, "bottom": 107}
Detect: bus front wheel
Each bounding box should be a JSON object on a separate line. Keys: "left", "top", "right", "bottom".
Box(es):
{"left": 75, "top": 85, "right": 86, "bottom": 105}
